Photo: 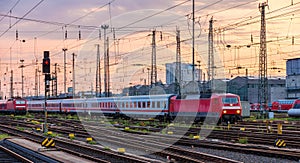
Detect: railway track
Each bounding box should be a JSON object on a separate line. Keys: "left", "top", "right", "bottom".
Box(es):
{"left": 0, "top": 138, "right": 60, "bottom": 163}
{"left": 0, "top": 116, "right": 241, "bottom": 163}
{"left": 0, "top": 123, "right": 154, "bottom": 162}
{"left": 2, "top": 115, "right": 300, "bottom": 162}
{"left": 0, "top": 142, "right": 31, "bottom": 163}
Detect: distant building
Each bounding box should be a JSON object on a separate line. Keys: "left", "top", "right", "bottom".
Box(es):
{"left": 227, "top": 76, "right": 286, "bottom": 104}
{"left": 286, "top": 58, "right": 300, "bottom": 98}
{"left": 165, "top": 62, "right": 201, "bottom": 85}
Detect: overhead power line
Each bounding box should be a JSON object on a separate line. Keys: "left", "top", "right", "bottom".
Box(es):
{"left": 0, "top": 0, "right": 45, "bottom": 38}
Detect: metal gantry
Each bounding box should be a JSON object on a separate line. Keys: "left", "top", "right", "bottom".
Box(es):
{"left": 101, "top": 24, "right": 110, "bottom": 97}
{"left": 258, "top": 2, "right": 268, "bottom": 113}
{"left": 175, "top": 28, "right": 181, "bottom": 95}
{"left": 208, "top": 17, "right": 214, "bottom": 90}
{"left": 95, "top": 44, "right": 101, "bottom": 97}
{"left": 62, "top": 48, "right": 67, "bottom": 94}
{"left": 151, "top": 30, "right": 157, "bottom": 87}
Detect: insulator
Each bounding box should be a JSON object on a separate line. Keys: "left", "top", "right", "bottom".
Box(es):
{"left": 99, "top": 29, "right": 101, "bottom": 40}
{"left": 160, "top": 31, "right": 162, "bottom": 41}
{"left": 65, "top": 30, "right": 67, "bottom": 39}
{"left": 79, "top": 30, "right": 81, "bottom": 40}
{"left": 16, "top": 30, "right": 18, "bottom": 40}
{"left": 78, "top": 26, "right": 81, "bottom": 40}
{"left": 113, "top": 28, "right": 115, "bottom": 40}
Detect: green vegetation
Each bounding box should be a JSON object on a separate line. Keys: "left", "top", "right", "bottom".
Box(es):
{"left": 238, "top": 137, "right": 248, "bottom": 144}
{"left": 16, "top": 126, "right": 25, "bottom": 131}
{"left": 44, "top": 132, "right": 60, "bottom": 138}
{"left": 104, "top": 146, "right": 110, "bottom": 150}
{"left": 88, "top": 140, "right": 97, "bottom": 145}
{"left": 0, "top": 134, "right": 9, "bottom": 140}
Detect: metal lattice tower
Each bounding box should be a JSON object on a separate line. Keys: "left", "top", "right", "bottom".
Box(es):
{"left": 101, "top": 24, "right": 109, "bottom": 97}
{"left": 258, "top": 2, "right": 268, "bottom": 111}
{"left": 151, "top": 30, "right": 157, "bottom": 86}
{"left": 95, "top": 44, "right": 101, "bottom": 97}
{"left": 208, "top": 17, "right": 214, "bottom": 90}
{"left": 175, "top": 28, "right": 181, "bottom": 95}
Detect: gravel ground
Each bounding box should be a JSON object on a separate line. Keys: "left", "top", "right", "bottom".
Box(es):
{"left": 179, "top": 145, "right": 299, "bottom": 163}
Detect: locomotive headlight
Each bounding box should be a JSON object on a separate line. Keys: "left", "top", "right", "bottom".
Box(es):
{"left": 236, "top": 110, "right": 241, "bottom": 114}
{"left": 223, "top": 110, "right": 227, "bottom": 114}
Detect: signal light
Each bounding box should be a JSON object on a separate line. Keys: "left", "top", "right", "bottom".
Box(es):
{"left": 43, "top": 58, "right": 50, "bottom": 73}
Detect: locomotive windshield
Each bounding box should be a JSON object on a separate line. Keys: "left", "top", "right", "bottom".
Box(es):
{"left": 293, "top": 103, "right": 300, "bottom": 109}
{"left": 16, "top": 100, "right": 26, "bottom": 104}
{"left": 222, "top": 97, "right": 238, "bottom": 104}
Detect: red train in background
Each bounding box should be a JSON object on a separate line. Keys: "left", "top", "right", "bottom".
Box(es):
{"left": 270, "top": 99, "right": 296, "bottom": 112}
{"left": 250, "top": 99, "right": 296, "bottom": 112}
{"left": 27, "top": 93, "right": 242, "bottom": 123}
{"left": 0, "top": 97, "right": 27, "bottom": 114}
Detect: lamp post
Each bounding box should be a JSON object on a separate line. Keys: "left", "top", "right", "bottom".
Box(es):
{"left": 19, "top": 59, "right": 25, "bottom": 97}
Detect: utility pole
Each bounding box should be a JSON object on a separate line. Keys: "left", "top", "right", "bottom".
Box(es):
{"left": 106, "top": 37, "right": 110, "bottom": 97}
{"left": 208, "top": 17, "right": 214, "bottom": 91}
{"left": 62, "top": 48, "right": 67, "bottom": 94}
{"left": 175, "top": 27, "right": 181, "bottom": 95}
{"left": 10, "top": 70, "right": 13, "bottom": 98}
{"left": 258, "top": 2, "right": 268, "bottom": 117}
{"left": 72, "top": 53, "right": 76, "bottom": 97}
{"left": 19, "top": 59, "right": 25, "bottom": 97}
{"left": 35, "top": 59, "right": 38, "bottom": 96}
{"left": 192, "top": 0, "right": 195, "bottom": 81}
{"left": 53, "top": 63, "right": 57, "bottom": 97}
{"left": 38, "top": 69, "right": 41, "bottom": 96}
{"left": 151, "top": 30, "right": 157, "bottom": 87}
{"left": 101, "top": 24, "right": 109, "bottom": 97}
{"left": 95, "top": 44, "right": 101, "bottom": 97}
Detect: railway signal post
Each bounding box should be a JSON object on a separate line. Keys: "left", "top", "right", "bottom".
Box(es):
{"left": 43, "top": 51, "right": 50, "bottom": 133}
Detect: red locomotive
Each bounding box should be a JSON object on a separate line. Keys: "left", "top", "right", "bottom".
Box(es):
{"left": 27, "top": 93, "right": 242, "bottom": 123}
{"left": 170, "top": 93, "right": 242, "bottom": 123}
{"left": 0, "top": 97, "right": 27, "bottom": 114}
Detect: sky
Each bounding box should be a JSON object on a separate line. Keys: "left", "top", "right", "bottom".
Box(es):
{"left": 0, "top": 0, "right": 299, "bottom": 97}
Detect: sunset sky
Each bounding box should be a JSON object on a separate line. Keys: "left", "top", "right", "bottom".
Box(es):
{"left": 0, "top": 0, "right": 299, "bottom": 97}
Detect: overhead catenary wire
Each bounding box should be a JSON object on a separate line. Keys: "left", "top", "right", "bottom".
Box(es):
{"left": 0, "top": 0, "right": 45, "bottom": 38}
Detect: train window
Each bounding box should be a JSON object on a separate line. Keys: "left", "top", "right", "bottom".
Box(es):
{"left": 162, "top": 101, "right": 166, "bottom": 108}
{"left": 147, "top": 101, "right": 151, "bottom": 108}
{"left": 222, "top": 97, "right": 238, "bottom": 104}
{"left": 134, "top": 102, "right": 137, "bottom": 108}
{"left": 158, "top": 101, "right": 161, "bottom": 108}
{"left": 92, "top": 103, "right": 98, "bottom": 108}
{"left": 152, "top": 101, "right": 156, "bottom": 108}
